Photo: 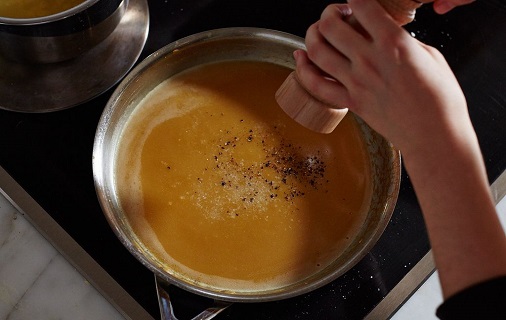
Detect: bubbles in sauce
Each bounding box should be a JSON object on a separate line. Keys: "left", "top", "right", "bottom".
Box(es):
{"left": 115, "top": 61, "right": 373, "bottom": 292}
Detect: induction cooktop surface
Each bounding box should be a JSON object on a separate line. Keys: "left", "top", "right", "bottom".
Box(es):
{"left": 0, "top": 0, "right": 505, "bottom": 319}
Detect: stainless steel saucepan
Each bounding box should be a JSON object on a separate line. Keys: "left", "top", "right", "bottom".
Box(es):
{"left": 0, "top": 0, "right": 126, "bottom": 63}
{"left": 92, "top": 28, "right": 401, "bottom": 319}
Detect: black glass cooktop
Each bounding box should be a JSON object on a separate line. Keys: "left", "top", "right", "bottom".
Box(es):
{"left": 1, "top": 1, "right": 505, "bottom": 319}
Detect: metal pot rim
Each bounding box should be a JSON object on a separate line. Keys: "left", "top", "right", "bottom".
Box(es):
{"left": 0, "top": 0, "right": 100, "bottom": 25}
{"left": 93, "top": 27, "right": 401, "bottom": 303}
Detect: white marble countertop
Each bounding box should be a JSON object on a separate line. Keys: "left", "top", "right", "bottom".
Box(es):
{"left": 1, "top": 178, "right": 505, "bottom": 320}
{"left": 0, "top": 192, "right": 126, "bottom": 320}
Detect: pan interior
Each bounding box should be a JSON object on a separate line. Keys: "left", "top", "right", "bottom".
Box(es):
{"left": 94, "top": 28, "right": 400, "bottom": 302}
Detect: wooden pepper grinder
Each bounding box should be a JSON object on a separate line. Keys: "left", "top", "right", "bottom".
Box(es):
{"left": 276, "top": 0, "right": 433, "bottom": 133}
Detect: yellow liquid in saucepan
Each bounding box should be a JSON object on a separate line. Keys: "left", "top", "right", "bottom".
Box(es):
{"left": 115, "top": 61, "right": 372, "bottom": 292}
{"left": 0, "top": 0, "right": 86, "bottom": 19}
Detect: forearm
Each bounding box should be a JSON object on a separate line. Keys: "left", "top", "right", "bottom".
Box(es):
{"left": 293, "top": 0, "right": 506, "bottom": 299}
{"left": 402, "top": 129, "right": 506, "bottom": 299}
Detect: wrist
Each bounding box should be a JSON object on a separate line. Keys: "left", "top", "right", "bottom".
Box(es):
{"left": 400, "top": 122, "right": 487, "bottom": 188}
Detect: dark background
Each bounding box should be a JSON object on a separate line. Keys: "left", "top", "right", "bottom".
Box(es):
{"left": 1, "top": 0, "right": 505, "bottom": 319}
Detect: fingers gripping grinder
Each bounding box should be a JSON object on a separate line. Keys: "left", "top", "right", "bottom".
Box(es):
{"left": 275, "top": 0, "right": 434, "bottom": 133}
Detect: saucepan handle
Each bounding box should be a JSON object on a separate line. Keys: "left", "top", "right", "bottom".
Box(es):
{"left": 155, "top": 275, "right": 231, "bottom": 320}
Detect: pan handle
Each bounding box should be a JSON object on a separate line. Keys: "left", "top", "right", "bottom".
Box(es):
{"left": 155, "top": 275, "right": 231, "bottom": 320}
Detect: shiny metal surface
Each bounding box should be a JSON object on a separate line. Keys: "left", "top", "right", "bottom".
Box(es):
{"left": 155, "top": 276, "right": 230, "bottom": 320}
{"left": 0, "top": 0, "right": 149, "bottom": 113}
{"left": 0, "top": 166, "right": 155, "bottom": 320}
{"left": 3, "top": 167, "right": 506, "bottom": 319}
{"left": 93, "top": 27, "right": 402, "bottom": 303}
{"left": 0, "top": 0, "right": 125, "bottom": 63}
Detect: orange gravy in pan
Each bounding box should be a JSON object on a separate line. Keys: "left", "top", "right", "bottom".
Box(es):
{"left": 115, "top": 61, "right": 372, "bottom": 291}
{"left": 0, "top": 0, "right": 86, "bottom": 18}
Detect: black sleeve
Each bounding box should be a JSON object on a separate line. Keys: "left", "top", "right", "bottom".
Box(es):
{"left": 436, "top": 275, "right": 506, "bottom": 319}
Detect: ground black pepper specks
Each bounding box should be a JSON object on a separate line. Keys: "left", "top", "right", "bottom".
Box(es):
{"left": 207, "top": 119, "right": 330, "bottom": 209}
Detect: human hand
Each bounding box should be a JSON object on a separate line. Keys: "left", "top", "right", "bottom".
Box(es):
{"left": 293, "top": 1, "right": 506, "bottom": 301}
{"left": 433, "top": 0, "right": 475, "bottom": 14}
{"left": 294, "top": 0, "right": 474, "bottom": 158}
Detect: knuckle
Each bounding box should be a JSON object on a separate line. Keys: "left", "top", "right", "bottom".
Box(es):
{"left": 299, "top": 71, "right": 320, "bottom": 93}
{"left": 380, "top": 32, "right": 413, "bottom": 56}
{"left": 299, "top": 73, "right": 330, "bottom": 102}
{"left": 321, "top": 4, "right": 337, "bottom": 19}
{"left": 305, "top": 45, "right": 317, "bottom": 62}
{"left": 318, "top": 15, "right": 333, "bottom": 34}
{"left": 319, "top": 4, "right": 345, "bottom": 35}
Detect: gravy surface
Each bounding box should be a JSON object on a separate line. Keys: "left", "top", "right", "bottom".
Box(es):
{"left": 116, "top": 61, "right": 372, "bottom": 291}
{"left": 0, "top": 0, "right": 85, "bottom": 18}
